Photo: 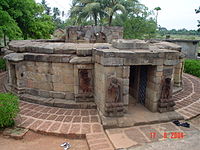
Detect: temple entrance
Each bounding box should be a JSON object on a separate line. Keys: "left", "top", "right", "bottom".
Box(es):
{"left": 138, "top": 66, "right": 148, "bottom": 105}
{"left": 129, "top": 65, "right": 148, "bottom": 106}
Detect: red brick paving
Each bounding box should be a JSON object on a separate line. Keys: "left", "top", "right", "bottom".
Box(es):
{"left": 15, "top": 99, "right": 108, "bottom": 147}
{"left": 1, "top": 72, "right": 200, "bottom": 149}
{"left": 174, "top": 73, "right": 200, "bottom": 120}
{"left": 16, "top": 100, "right": 102, "bottom": 137}
{"left": 86, "top": 133, "right": 114, "bottom": 150}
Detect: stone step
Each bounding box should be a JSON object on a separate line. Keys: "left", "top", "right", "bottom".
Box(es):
{"left": 20, "top": 94, "right": 97, "bottom": 109}
{"left": 86, "top": 133, "right": 115, "bottom": 150}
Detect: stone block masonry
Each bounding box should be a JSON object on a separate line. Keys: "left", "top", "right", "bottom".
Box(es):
{"left": 4, "top": 27, "right": 184, "bottom": 119}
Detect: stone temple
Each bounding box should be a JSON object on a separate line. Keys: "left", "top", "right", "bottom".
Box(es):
{"left": 4, "top": 26, "right": 184, "bottom": 125}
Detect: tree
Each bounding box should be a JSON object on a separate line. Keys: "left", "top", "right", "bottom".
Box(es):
{"left": 68, "top": 0, "right": 157, "bottom": 39}
{"left": 195, "top": 6, "right": 200, "bottom": 31}
{"left": 123, "top": 17, "right": 157, "bottom": 39}
{"left": 0, "top": 9, "right": 22, "bottom": 45}
{"left": 0, "top": 0, "right": 55, "bottom": 40}
{"left": 41, "top": 0, "right": 51, "bottom": 15}
{"left": 154, "top": 7, "right": 161, "bottom": 25}
{"left": 70, "top": 0, "right": 105, "bottom": 25}
{"left": 53, "top": 7, "right": 60, "bottom": 20}
{"left": 104, "top": 0, "right": 126, "bottom": 26}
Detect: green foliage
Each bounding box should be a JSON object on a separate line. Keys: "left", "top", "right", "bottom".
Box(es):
{"left": 124, "top": 17, "right": 157, "bottom": 39}
{"left": 0, "top": 0, "right": 55, "bottom": 40}
{"left": 41, "top": 0, "right": 51, "bottom": 15}
{"left": 70, "top": 0, "right": 142, "bottom": 26}
{"left": 158, "top": 27, "right": 200, "bottom": 37}
{"left": 40, "top": 1, "right": 65, "bottom": 30}
{"left": 0, "top": 93, "right": 19, "bottom": 128}
{"left": 69, "top": 0, "right": 157, "bottom": 39}
{"left": 104, "top": 0, "right": 126, "bottom": 26}
{"left": 113, "top": 15, "right": 157, "bottom": 39}
{"left": 70, "top": 0, "right": 105, "bottom": 25}
{"left": 0, "top": 8, "right": 22, "bottom": 39}
{"left": 154, "top": 7, "right": 161, "bottom": 11}
{"left": 184, "top": 59, "right": 200, "bottom": 78}
{"left": 28, "top": 14, "right": 55, "bottom": 39}
{"left": 0, "top": 58, "right": 6, "bottom": 71}
{"left": 195, "top": 6, "right": 200, "bottom": 31}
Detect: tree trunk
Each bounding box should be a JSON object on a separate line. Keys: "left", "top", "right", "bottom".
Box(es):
{"left": 3, "top": 33, "right": 6, "bottom": 46}
{"left": 94, "top": 13, "right": 98, "bottom": 26}
{"left": 155, "top": 11, "right": 158, "bottom": 25}
{"left": 109, "top": 15, "right": 113, "bottom": 26}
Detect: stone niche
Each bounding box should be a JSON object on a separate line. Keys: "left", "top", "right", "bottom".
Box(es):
{"left": 158, "top": 66, "right": 175, "bottom": 113}
{"left": 74, "top": 64, "right": 94, "bottom": 102}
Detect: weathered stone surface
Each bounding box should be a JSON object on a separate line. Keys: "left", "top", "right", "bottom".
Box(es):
{"left": 101, "top": 57, "right": 124, "bottom": 66}
{"left": 24, "top": 53, "right": 72, "bottom": 63}
{"left": 164, "top": 60, "right": 179, "bottom": 66}
{"left": 112, "top": 39, "right": 149, "bottom": 49}
{"left": 69, "top": 56, "right": 92, "bottom": 64}
{"left": 6, "top": 30, "right": 184, "bottom": 120}
{"left": 154, "top": 41, "right": 182, "bottom": 51}
{"left": 66, "top": 26, "right": 123, "bottom": 43}
{"left": 4, "top": 53, "right": 25, "bottom": 62}
{"left": 50, "top": 91, "right": 66, "bottom": 99}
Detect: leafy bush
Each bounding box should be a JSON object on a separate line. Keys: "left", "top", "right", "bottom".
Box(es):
{"left": 0, "top": 93, "right": 19, "bottom": 128}
{"left": 184, "top": 59, "right": 200, "bottom": 78}
{"left": 0, "top": 58, "right": 6, "bottom": 71}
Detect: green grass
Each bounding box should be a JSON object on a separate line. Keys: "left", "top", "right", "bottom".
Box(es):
{"left": 156, "top": 34, "right": 200, "bottom": 41}
{"left": 0, "top": 93, "right": 19, "bottom": 128}
{"left": 169, "top": 34, "right": 200, "bottom": 40}
{"left": 184, "top": 59, "right": 200, "bottom": 78}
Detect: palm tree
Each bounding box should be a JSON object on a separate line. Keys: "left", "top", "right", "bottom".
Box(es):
{"left": 105, "top": 0, "right": 126, "bottom": 26}
{"left": 154, "top": 7, "right": 161, "bottom": 25}
{"left": 70, "top": 0, "right": 106, "bottom": 25}
{"left": 53, "top": 7, "right": 60, "bottom": 20}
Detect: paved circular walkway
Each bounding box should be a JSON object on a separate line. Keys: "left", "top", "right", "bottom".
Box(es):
{"left": 173, "top": 73, "right": 200, "bottom": 120}
{"left": 1, "top": 72, "right": 200, "bottom": 150}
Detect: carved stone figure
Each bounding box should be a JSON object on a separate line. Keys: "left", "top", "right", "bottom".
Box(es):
{"left": 79, "top": 70, "right": 92, "bottom": 93}
{"left": 108, "top": 78, "right": 120, "bottom": 103}
{"left": 161, "top": 78, "right": 172, "bottom": 99}
{"left": 158, "top": 77, "right": 175, "bottom": 112}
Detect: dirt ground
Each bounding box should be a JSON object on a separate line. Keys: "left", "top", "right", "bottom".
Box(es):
{"left": 0, "top": 131, "right": 89, "bottom": 150}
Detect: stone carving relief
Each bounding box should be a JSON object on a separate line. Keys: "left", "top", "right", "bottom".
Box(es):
{"left": 160, "top": 78, "right": 172, "bottom": 99}
{"left": 105, "top": 76, "right": 124, "bottom": 117}
{"left": 159, "top": 77, "right": 175, "bottom": 112}
{"left": 90, "top": 32, "right": 107, "bottom": 43}
{"left": 107, "top": 77, "right": 121, "bottom": 103}
{"left": 78, "top": 69, "right": 93, "bottom": 94}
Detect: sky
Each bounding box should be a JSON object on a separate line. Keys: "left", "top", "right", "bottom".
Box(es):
{"left": 35, "top": 0, "right": 200, "bottom": 30}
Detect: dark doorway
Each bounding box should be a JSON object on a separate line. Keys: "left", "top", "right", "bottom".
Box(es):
{"left": 129, "top": 65, "right": 148, "bottom": 106}
{"left": 129, "top": 66, "right": 139, "bottom": 106}
{"left": 138, "top": 66, "right": 148, "bottom": 105}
